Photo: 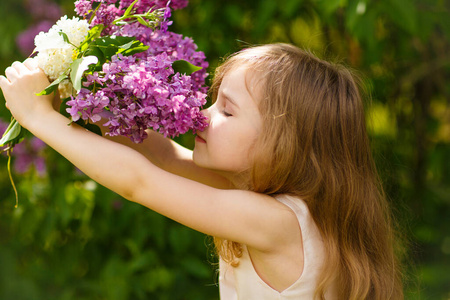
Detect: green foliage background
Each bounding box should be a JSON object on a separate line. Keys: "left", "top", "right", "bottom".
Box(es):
{"left": 0, "top": 0, "right": 449, "bottom": 299}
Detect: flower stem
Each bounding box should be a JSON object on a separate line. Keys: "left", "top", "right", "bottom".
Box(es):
{"left": 6, "top": 147, "right": 18, "bottom": 208}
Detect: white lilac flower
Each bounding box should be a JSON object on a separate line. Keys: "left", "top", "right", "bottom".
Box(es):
{"left": 58, "top": 80, "right": 74, "bottom": 99}
{"left": 35, "top": 47, "right": 74, "bottom": 80}
{"left": 34, "top": 16, "right": 89, "bottom": 80}
{"left": 55, "top": 16, "right": 90, "bottom": 47}
{"left": 34, "top": 26, "right": 67, "bottom": 52}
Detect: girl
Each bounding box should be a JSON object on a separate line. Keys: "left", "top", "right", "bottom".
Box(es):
{"left": 0, "top": 43, "right": 403, "bottom": 299}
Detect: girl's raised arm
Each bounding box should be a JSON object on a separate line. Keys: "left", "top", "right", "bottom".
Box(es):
{"left": 0, "top": 60, "right": 296, "bottom": 254}
{"left": 103, "top": 129, "right": 232, "bottom": 189}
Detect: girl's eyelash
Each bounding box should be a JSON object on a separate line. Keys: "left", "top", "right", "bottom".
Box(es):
{"left": 222, "top": 110, "right": 232, "bottom": 117}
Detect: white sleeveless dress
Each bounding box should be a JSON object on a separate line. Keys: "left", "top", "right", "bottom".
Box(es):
{"left": 218, "top": 194, "right": 336, "bottom": 299}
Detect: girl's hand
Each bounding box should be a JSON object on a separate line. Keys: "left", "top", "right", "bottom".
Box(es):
{"left": 0, "top": 58, "right": 53, "bottom": 129}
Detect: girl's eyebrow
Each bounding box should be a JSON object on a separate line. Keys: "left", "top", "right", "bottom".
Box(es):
{"left": 222, "top": 90, "right": 239, "bottom": 108}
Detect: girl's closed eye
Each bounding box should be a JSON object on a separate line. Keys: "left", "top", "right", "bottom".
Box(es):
{"left": 222, "top": 110, "right": 233, "bottom": 117}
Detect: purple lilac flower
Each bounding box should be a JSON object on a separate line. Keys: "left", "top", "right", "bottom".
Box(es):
{"left": 66, "top": 53, "right": 207, "bottom": 143}
{"left": 74, "top": 0, "right": 188, "bottom": 17}
{"left": 74, "top": 0, "right": 92, "bottom": 17}
{"left": 119, "top": 23, "right": 209, "bottom": 93}
{"left": 118, "top": 0, "right": 188, "bottom": 12}
{"left": 0, "top": 120, "right": 47, "bottom": 176}
{"left": 159, "top": 4, "right": 173, "bottom": 32}
{"left": 93, "top": 4, "right": 123, "bottom": 35}
{"left": 68, "top": 0, "right": 209, "bottom": 143}
{"left": 74, "top": 0, "right": 184, "bottom": 35}
{"left": 75, "top": 1, "right": 122, "bottom": 34}
{"left": 74, "top": 0, "right": 205, "bottom": 77}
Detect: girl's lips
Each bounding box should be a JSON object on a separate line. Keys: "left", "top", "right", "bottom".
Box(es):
{"left": 195, "top": 135, "right": 206, "bottom": 143}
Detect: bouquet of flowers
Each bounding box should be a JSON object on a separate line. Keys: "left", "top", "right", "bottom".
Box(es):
{"left": 1, "top": 0, "right": 208, "bottom": 148}
{"left": 0, "top": 0, "right": 209, "bottom": 206}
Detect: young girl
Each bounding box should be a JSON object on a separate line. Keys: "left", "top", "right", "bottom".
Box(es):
{"left": 0, "top": 43, "right": 403, "bottom": 299}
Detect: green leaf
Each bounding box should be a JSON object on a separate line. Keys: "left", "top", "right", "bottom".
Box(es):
{"left": 172, "top": 60, "right": 202, "bottom": 75}
{"left": 113, "top": 21, "right": 128, "bottom": 26}
{"left": 70, "top": 56, "right": 98, "bottom": 92}
{"left": 59, "top": 97, "right": 72, "bottom": 118}
{"left": 119, "top": 40, "right": 134, "bottom": 50}
{"left": 58, "top": 31, "right": 71, "bottom": 44}
{"left": 36, "top": 73, "right": 69, "bottom": 96}
{"left": 72, "top": 119, "right": 102, "bottom": 137}
{"left": 79, "top": 24, "right": 104, "bottom": 52}
{"left": 123, "top": 0, "right": 139, "bottom": 17}
{"left": 87, "top": 36, "right": 148, "bottom": 61}
{"left": 137, "top": 16, "right": 149, "bottom": 27}
{"left": 84, "top": 46, "right": 105, "bottom": 67}
{"left": 117, "top": 42, "right": 149, "bottom": 56}
{"left": 83, "top": 123, "right": 103, "bottom": 137}
{"left": 0, "top": 118, "right": 21, "bottom": 146}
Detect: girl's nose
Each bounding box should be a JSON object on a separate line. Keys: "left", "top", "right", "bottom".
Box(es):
{"left": 201, "top": 107, "right": 211, "bottom": 124}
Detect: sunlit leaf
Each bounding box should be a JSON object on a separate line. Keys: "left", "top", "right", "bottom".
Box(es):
{"left": 87, "top": 36, "right": 148, "bottom": 61}
{"left": 80, "top": 24, "right": 104, "bottom": 52}
{"left": 137, "top": 16, "right": 149, "bottom": 27}
{"left": 0, "top": 118, "right": 21, "bottom": 146}
{"left": 124, "top": 0, "right": 139, "bottom": 17}
{"left": 172, "top": 60, "right": 202, "bottom": 75}
{"left": 36, "top": 73, "right": 68, "bottom": 96}
{"left": 58, "top": 31, "right": 71, "bottom": 44}
{"left": 119, "top": 40, "right": 134, "bottom": 50}
{"left": 83, "top": 123, "right": 103, "bottom": 137}
{"left": 70, "top": 56, "right": 98, "bottom": 92}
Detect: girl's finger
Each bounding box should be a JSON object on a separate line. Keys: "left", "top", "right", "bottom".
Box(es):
{"left": 0, "top": 75, "right": 10, "bottom": 87}
{"left": 24, "top": 58, "right": 38, "bottom": 71}
{"left": 4, "top": 66, "right": 18, "bottom": 81}
{"left": 11, "top": 61, "right": 29, "bottom": 74}
{"left": 0, "top": 76, "right": 10, "bottom": 109}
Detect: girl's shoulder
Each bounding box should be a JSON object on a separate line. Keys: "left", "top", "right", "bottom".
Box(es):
{"left": 273, "top": 194, "right": 324, "bottom": 251}
{"left": 273, "top": 195, "right": 313, "bottom": 225}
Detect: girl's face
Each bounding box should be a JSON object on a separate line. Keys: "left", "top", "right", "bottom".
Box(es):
{"left": 193, "top": 66, "right": 263, "bottom": 179}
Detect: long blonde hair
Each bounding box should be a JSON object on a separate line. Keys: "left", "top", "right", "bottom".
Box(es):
{"left": 211, "top": 44, "right": 403, "bottom": 299}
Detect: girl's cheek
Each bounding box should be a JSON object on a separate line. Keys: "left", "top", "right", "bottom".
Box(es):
{"left": 208, "top": 111, "right": 223, "bottom": 127}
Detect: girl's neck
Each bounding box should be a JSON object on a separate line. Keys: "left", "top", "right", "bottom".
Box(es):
{"left": 213, "top": 169, "right": 251, "bottom": 190}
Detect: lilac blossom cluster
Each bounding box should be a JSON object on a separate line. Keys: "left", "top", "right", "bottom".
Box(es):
{"left": 120, "top": 0, "right": 189, "bottom": 11}
{"left": 119, "top": 23, "right": 209, "bottom": 94}
{"left": 66, "top": 53, "right": 207, "bottom": 143}
{"left": 0, "top": 121, "right": 47, "bottom": 176}
{"left": 66, "top": 0, "right": 209, "bottom": 143}
{"left": 74, "top": 0, "right": 208, "bottom": 89}
{"left": 74, "top": 0, "right": 186, "bottom": 35}
{"left": 75, "top": 0, "right": 188, "bottom": 17}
